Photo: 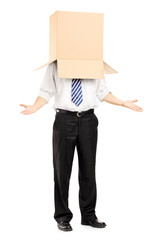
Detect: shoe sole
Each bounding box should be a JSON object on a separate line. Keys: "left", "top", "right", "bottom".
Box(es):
{"left": 58, "top": 226, "right": 73, "bottom": 231}
{"left": 81, "top": 222, "right": 106, "bottom": 228}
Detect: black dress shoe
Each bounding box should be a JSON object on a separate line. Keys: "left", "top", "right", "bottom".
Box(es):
{"left": 81, "top": 218, "right": 107, "bottom": 228}
{"left": 57, "top": 221, "right": 73, "bottom": 231}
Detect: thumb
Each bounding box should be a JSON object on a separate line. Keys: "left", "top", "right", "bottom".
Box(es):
{"left": 132, "top": 99, "right": 138, "bottom": 103}
{"left": 20, "top": 104, "right": 27, "bottom": 108}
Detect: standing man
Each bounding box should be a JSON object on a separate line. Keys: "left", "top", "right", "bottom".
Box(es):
{"left": 20, "top": 60, "right": 143, "bottom": 231}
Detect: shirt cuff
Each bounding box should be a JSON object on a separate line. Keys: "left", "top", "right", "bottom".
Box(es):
{"left": 97, "top": 89, "right": 112, "bottom": 102}
{"left": 38, "top": 91, "right": 50, "bottom": 103}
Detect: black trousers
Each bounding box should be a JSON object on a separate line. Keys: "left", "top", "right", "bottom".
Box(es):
{"left": 52, "top": 108, "right": 99, "bottom": 223}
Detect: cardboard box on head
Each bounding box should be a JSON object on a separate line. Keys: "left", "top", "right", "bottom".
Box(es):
{"left": 35, "top": 11, "right": 118, "bottom": 79}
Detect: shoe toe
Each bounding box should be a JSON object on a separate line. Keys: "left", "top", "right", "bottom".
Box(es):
{"left": 57, "top": 221, "right": 73, "bottom": 231}
{"left": 93, "top": 218, "right": 107, "bottom": 227}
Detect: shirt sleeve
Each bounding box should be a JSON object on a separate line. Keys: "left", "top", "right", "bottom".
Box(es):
{"left": 96, "top": 78, "right": 112, "bottom": 102}
{"left": 38, "top": 63, "right": 56, "bottom": 103}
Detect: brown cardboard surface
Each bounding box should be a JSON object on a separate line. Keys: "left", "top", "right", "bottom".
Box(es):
{"left": 103, "top": 61, "right": 118, "bottom": 74}
{"left": 49, "top": 12, "right": 57, "bottom": 61}
{"left": 57, "top": 11, "right": 103, "bottom": 60}
{"left": 34, "top": 11, "right": 118, "bottom": 78}
{"left": 57, "top": 59, "right": 104, "bottom": 79}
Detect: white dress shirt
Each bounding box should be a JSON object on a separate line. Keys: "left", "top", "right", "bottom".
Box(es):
{"left": 38, "top": 61, "right": 111, "bottom": 112}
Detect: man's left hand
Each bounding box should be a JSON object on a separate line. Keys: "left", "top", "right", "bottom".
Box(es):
{"left": 122, "top": 100, "right": 143, "bottom": 112}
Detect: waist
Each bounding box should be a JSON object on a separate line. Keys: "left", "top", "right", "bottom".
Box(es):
{"left": 55, "top": 108, "right": 94, "bottom": 117}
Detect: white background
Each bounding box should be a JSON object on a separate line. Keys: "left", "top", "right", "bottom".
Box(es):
{"left": 0, "top": 0, "right": 160, "bottom": 239}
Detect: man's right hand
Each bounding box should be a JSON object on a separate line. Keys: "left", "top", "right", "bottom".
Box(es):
{"left": 19, "top": 104, "right": 37, "bottom": 115}
{"left": 20, "top": 97, "right": 47, "bottom": 115}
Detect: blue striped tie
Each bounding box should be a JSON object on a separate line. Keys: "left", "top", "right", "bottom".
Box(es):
{"left": 71, "top": 79, "right": 83, "bottom": 106}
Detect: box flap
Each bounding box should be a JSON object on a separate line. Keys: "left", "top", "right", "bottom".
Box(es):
{"left": 34, "top": 59, "right": 118, "bottom": 74}
{"left": 103, "top": 61, "right": 118, "bottom": 74}
{"left": 33, "top": 60, "right": 55, "bottom": 71}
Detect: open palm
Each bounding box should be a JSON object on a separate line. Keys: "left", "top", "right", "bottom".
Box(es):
{"left": 19, "top": 104, "right": 37, "bottom": 115}
{"left": 123, "top": 100, "right": 143, "bottom": 112}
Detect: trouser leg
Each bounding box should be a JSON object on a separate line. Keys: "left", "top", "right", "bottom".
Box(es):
{"left": 77, "top": 112, "right": 98, "bottom": 222}
{"left": 52, "top": 112, "right": 78, "bottom": 223}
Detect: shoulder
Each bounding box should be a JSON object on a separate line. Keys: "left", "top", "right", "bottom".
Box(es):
{"left": 48, "top": 60, "right": 57, "bottom": 69}
{"left": 46, "top": 60, "right": 57, "bottom": 75}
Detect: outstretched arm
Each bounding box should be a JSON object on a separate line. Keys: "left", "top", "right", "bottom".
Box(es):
{"left": 20, "top": 63, "right": 56, "bottom": 115}
{"left": 103, "top": 93, "right": 143, "bottom": 112}
{"left": 20, "top": 96, "right": 47, "bottom": 115}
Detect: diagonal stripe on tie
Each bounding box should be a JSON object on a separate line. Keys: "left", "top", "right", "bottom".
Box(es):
{"left": 71, "top": 79, "right": 83, "bottom": 106}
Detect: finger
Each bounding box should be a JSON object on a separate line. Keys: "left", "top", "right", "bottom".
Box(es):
{"left": 22, "top": 112, "right": 29, "bottom": 115}
{"left": 20, "top": 109, "right": 29, "bottom": 114}
{"left": 137, "top": 107, "right": 143, "bottom": 111}
{"left": 135, "top": 105, "right": 141, "bottom": 111}
{"left": 20, "top": 104, "right": 27, "bottom": 108}
{"left": 131, "top": 105, "right": 139, "bottom": 111}
{"left": 23, "top": 111, "right": 32, "bottom": 115}
{"left": 134, "top": 105, "right": 143, "bottom": 111}
{"left": 133, "top": 106, "right": 139, "bottom": 111}
{"left": 136, "top": 107, "right": 143, "bottom": 112}
{"left": 132, "top": 99, "right": 138, "bottom": 103}
{"left": 21, "top": 112, "right": 29, "bottom": 115}
{"left": 131, "top": 105, "right": 143, "bottom": 112}
{"left": 128, "top": 106, "right": 136, "bottom": 111}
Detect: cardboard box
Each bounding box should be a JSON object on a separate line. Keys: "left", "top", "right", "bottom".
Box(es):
{"left": 35, "top": 11, "right": 117, "bottom": 78}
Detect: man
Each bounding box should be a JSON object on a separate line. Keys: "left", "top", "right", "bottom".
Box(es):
{"left": 20, "top": 60, "right": 143, "bottom": 231}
